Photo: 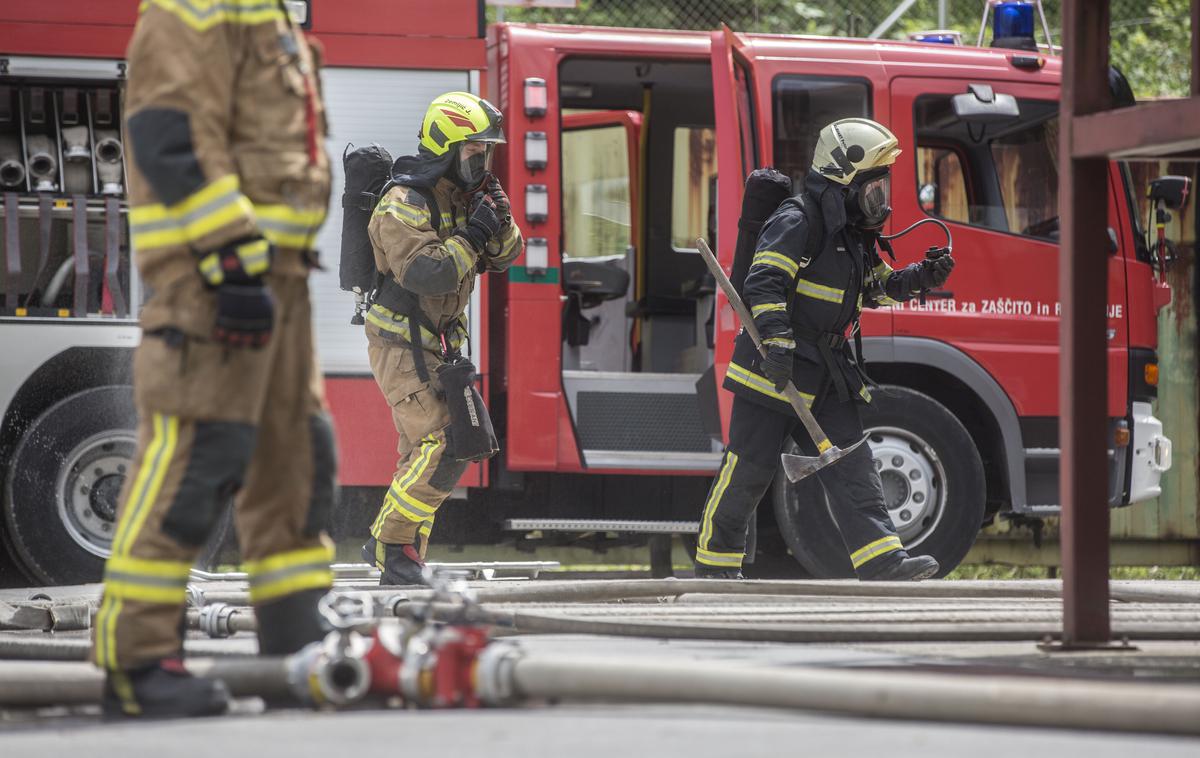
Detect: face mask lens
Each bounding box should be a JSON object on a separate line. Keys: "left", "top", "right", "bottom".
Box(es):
{"left": 458, "top": 143, "right": 494, "bottom": 187}
{"left": 860, "top": 174, "right": 890, "bottom": 220}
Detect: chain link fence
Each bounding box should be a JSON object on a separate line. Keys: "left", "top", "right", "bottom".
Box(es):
{"left": 489, "top": 1, "right": 1191, "bottom": 98}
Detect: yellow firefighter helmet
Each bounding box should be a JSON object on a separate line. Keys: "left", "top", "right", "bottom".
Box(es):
{"left": 812, "top": 118, "right": 901, "bottom": 185}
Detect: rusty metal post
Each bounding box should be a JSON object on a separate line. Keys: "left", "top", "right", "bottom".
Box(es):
{"left": 1059, "top": 0, "right": 1113, "bottom": 645}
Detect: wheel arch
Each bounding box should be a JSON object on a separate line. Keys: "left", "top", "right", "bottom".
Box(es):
{"left": 862, "top": 336, "right": 1024, "bottom": 514}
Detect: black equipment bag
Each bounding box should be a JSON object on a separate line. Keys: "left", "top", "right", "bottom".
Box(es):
{"left": 339, "top": 143, "right": 394, "bottom": 293}
{"left": 729, "top": 168, "right": 793, "bottom": 299}
{"left": 436, "top": 356, "right": 499, "bottom": 462}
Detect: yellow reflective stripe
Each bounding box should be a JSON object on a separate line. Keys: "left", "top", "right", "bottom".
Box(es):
{"left": 751, "top": 250, "right": 799, "bottom": 277}
{"left": 859, "top": 385, "right": 873, "bottom": 403}
{"left": 445, "top": 237, "right": 476, "bottom": 278}
{"left": 796, "top": 278, "right": 844, "bottom": 304}
{"left": 249, "top": 570, "right": 334, "bottom": 604}
{"left": 95, "top": 596, "right": 122, "bottom": 670}
{"left": 850, "top": 535, "right": 904, "bottom": 569}
{"left": 130, "top": 175, "right": 253, "bottom": 250}
{"left": 751, "top": 303, "right": 787, "bottom": 317}
{"left": 725, "top": 362, "right": 814, "bottom": 406}
{"left": 103, "top": 580, "right": 189, "bottom": 604}
{"left": 257, "top": 204, "right": 326, "bottom": 250}
{"left": 243, "top": 544, "right": 333, "bottom": 577}
{"left": 245, "top": 545, "right": 334, "bottom": 604}
{"left": 378, "top": 438, "right": 440, "bottom": 527}
{"left": 500, "top": 225, "right": 522, "bottom": 256}
{"left": 439, "top": 211, "right": 454, "bottom": 231}
{"left": 762, "top": 337, "right": 796, "bottom": 350}
{"left": 236, "top": 238, "right": 271, "bottom": 276}
{"left": 418, "top": 520, "right": 433, "bottom": 538}
{"left": 141, "top": 0, "right": 286, "bottom": 32}
{"left": 364, "top": 305, "right": 458, "bottom": 352}
{"left": 695, "top": 547, "right": 744, "bottom": 568}
{"left": 197, "top": 252, "right": 224, "bottom": 285}
{"left": 871, "top": 261, "right": 893, "bottom": 282}
{"left": 698, "top": 452, "right": 737, "bottom": 550}
{"left": 106, "top": 555, "right": 192, "bottom": 579}
{"left": 376, "top": 201, "right": 430, "bottom": 228}
{"left": 111, "top": 413, "right": 179, "bottom": 556}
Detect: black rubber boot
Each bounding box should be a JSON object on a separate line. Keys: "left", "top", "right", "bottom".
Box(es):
{"left": 863, "top": 554, "right": 940, "bottom": 582}
{"left": 362, "top": 536, "right": 429, "bottom": 586}
{"left": 255, "top": 587, "right": 330, "bottom": 656}
{"left": 102, "top": 659, "right": 230, "bottom": 719}
{"left": 693, "top": 563, "right": 745, "bottom": 580}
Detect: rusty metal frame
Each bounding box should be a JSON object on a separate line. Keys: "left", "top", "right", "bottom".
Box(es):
{"left": 1059, "top": 0, "right": 1200, "bottom": 645}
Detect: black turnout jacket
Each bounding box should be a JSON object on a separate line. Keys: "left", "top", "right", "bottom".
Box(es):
{"left": 723, "top": 171, "right": 928, "bottom": 414}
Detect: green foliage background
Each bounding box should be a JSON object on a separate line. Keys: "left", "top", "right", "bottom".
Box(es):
{"left": 491, "top": 0, "right": 1192, "bottom": 99}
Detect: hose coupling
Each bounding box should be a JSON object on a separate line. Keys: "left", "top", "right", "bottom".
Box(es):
{"left": 197, "top": 602, "right": 238, "bottom": 638}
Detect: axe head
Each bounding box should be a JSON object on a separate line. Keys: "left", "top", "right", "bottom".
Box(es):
{"left": 780, "top": 434, "right": 871, "bottom": 482}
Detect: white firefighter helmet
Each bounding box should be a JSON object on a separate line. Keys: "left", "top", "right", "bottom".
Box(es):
{"left": 812, "top": 118, "right": 902, "bottom": 185}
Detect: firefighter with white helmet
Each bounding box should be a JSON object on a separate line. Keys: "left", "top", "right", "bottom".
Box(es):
{"left": 695, "top": 118, "right": 955, "bottom": 581}
{"left": 361, "top": 92, "right": 522, "bottom": 585}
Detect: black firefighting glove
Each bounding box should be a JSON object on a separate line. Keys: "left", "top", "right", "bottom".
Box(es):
{"left": 196, "top": 236, "right": 274, "bottom": 287}
{"left": 917, "top": 250, "right": 955, "bottom": 289}
{"left": 486, "top": 174, "right": 511, "bottom": 223}
{"left": 760, "top": 343, "right": 794, "bottom": 391}
{"left": 213, "top": 283, "right": 274, "bottom": 348}
{"left": 459, "top": 193, "right": 502, "bottom": 253}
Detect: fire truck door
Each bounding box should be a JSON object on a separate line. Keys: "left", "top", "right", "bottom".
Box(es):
{"left": 888, "top": 77, "right": 1129, "bottom": 421}
{"left": 707, "top": 27, "right": 754, "bottom": 440}
{"left": 560, "top": 111, "right": 641, "bottom": 373}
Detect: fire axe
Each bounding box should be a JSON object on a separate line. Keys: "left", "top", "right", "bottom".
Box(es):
{"left": 696, "top": 237, "right": 868, "bottom": 482}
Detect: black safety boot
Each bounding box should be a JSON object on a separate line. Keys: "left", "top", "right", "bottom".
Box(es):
{"left": 863, "top": 554, "right": 940, "bottom": 582}
{"left": 362, "top": 536, "right": 429, "bottom": 586}
{"left": 693, "top": 563, "right": 745, "bottom": 580}
{"left": 102, "top": 658, "right": 230, "bottom": 720}
{"left": 256, "top": 587, "right": 330, "bottom": 655}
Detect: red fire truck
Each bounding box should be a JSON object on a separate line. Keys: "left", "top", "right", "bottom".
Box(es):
{"left": 0, "top": 2, "right": 1176, "bottom": 584}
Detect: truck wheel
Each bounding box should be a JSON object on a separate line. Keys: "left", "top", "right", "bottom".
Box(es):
{"left": 772, "top": 386, "right": 986, "bottom": 579}
{"left": 4, "top": 386, "right": 136, "bottom": 585}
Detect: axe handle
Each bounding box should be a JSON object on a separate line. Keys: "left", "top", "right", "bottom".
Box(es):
{"left": 696, "top": 238, "right": 835, "bottom": 455}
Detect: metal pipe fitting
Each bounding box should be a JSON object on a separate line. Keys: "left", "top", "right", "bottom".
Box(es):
{"left": 196, "top": 602, "right": 239, "bottom": 638}
{"left": 25, "top": 134, "right": 57, "bottom": 192}
{"left": 0, "top": 133, "right": 25, "bottom": 188}
{"left": 93, "top": 130, "right": 124, "bottom": 195}
{"left": 286, "top": 641, "right": 372, "bottom": 707}
{"left": 61, "top": 125, "right": 90, "bottom": 161}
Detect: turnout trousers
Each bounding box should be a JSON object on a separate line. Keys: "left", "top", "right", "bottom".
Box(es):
{"left": 93, "top": 273, "right": 338, "bottom": 671}
{"left": 696, "top": 393, "right": 909, "bottom": 578}
{"left": 365, "top": 339, "right": 469, "bottom": 556}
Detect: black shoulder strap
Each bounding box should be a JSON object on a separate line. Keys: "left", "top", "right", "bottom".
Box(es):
{"left": 785, "top": 194, "right": 827, "bottom": 311}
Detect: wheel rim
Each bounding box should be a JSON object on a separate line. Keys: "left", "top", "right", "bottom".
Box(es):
{"left": 865, "top": 425, "right": 947, "bottom": 548}
{"left": 55, "top": 430, "right": 136, "bottom": 558}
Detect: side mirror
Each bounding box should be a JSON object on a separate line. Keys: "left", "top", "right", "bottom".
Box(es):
{"left": 1149, "top": 175, "right": 1191, "bottom": 211}
{"left": 952, "top": 83, "right": 1020, "bottom": 125}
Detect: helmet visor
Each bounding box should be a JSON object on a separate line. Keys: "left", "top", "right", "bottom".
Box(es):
{"left": 457, "top": 142, "right": 496, "bottom": 188}
{"left": 858, "top": 173, "right": 891, "bottom": 226}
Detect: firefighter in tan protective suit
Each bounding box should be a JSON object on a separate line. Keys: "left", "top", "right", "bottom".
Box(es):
{"left": 361, "top": 93, "right": 522, "bottom": 585}
{"left": 90, "top": 0, "right": 337, "bottom": 718}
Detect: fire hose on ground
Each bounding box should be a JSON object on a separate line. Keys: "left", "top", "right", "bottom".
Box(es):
{"left": 1, "top": 608, "right": 1199, "bottom": 736}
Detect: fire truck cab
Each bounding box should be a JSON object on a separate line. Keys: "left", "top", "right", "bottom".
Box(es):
{"left": 481, "top": 22, "right": 1173, "bottom": 577}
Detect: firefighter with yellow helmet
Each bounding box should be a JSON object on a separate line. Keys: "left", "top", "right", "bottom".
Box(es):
{"left": 361, "top": 92, "right": 522, "bottom": 584}
{"left": 695, "top": 118, "right": 955, "bottom": 581}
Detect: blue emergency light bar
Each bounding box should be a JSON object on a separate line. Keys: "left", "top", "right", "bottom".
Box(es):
{"left": 910, "top": 31, "right": 961, "bottom": 46}
{"left": 992, "top": 2, "right": 1037, "bottom": 50}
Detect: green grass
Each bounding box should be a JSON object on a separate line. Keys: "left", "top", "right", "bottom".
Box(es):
{"left": 946, "top": 564, "right": 1200, "bottom": 581}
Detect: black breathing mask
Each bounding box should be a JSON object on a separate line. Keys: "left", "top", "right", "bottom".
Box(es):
{"left": 451, "top": 142, "right": 496, "bottom": 191}
{"left": 845, "top": 169, "right": 892, "bottom": 230}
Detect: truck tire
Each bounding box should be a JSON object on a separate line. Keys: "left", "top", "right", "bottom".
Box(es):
{"left": 772, "top": 386, "right": 986, "bottom": 579}
{"left": 4, "top": 386, "right": 136, "bottom": 585}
